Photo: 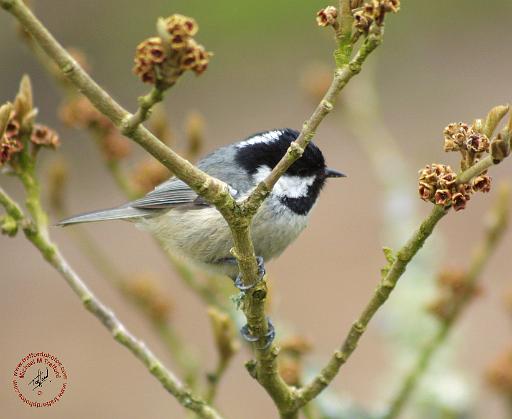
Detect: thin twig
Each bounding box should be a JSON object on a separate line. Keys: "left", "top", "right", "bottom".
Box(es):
{"left": 295, "top": 157, "right": 508, "bottom": 408}
{"left": 205, "top": 358, "right": 229, "bottom": 404}
{"left": 296, "top": 205, "right": 447, "bottom": 407}
{"left": 382, "top": 185, "right": 510, "bottom": 419}
{"left": 233, "top": 29, "right": 386, "bottom": 417}
{"left": 123, "top": 86, "right": 166, "bottom": 135}
{"left": 0, "top": 0, "right": 232, "bottom": 209}
{"left": 0, "top": 186, "right": 221, "bottom": 419}
{"left": 65, "top": 223, "right": 202, "bottom": 387}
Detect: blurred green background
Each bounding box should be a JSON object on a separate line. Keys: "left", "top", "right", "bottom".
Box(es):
{"left": 1, "top": 1, "right": 512, "bottom": 418}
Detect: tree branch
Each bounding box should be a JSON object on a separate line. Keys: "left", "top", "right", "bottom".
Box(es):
{"left": 296, "top": 151, "right": 509, "bottom": 408}
{"left": 123, "top": 86, "right": 166, "bottom": 135}
{"left": 0, "top": 1, "right": 392, "bottom": 416}
{"left": 0, "top": 0, "right": 232, "bottom": 209}
{"left": 382, "top": 184, "right": 510, "bottom": 419}
{"left": 0, "top": 186, "right": 222, "bottom": 419}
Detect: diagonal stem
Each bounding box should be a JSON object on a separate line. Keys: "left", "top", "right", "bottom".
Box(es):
{"left": 296, "top": 155, "right": 503, "bottom": 409}
{"left": 0, "top": 185, "right": 222, "bottom": 419}
{"left": 382, "top": 185, "right": 509, "bottom": 419}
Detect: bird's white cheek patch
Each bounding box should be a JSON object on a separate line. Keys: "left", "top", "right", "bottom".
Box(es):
{"left": 253, "top": 166, "right": 315, "bottom": 198}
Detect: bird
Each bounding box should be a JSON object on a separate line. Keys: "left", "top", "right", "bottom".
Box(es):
{"left": 58, "top": 128, "right": 345, "bottom": 280}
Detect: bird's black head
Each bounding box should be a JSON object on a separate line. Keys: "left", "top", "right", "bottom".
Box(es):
{"left": 235, "top": 129, "right": 344, "bottom": 215}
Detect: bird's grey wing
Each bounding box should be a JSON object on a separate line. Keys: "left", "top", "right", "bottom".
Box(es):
{"left": 129, "top": 178, "right": 209, "bottom": 209}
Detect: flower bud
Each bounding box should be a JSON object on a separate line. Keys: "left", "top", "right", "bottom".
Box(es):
{"left": 483, "top": 104, "right": 509, "bottom": 138}
{"left": 466, "top": 132, "right": 490, "bottom": 154}
{"left": 31, "top": 124, "right": 60, "bottom": 148}
{"left": 451, "top": 192, "right": 467, "bottom": 211}
{"left": 316, "top": 6, "right": 338, "bottom": 27}
{"left": 1, "top": 215, "right": 18, "bottom": 237}
{"left": 486, "top": 348, "right": 512, "bottom": 396}
{"left": 185, "top": 111, "right": 204, "bottom": 161}
{"left": 472, "top": 175, "right": 492, "bottom": 193}
{"left": 491, "top": 133, "right": 510, "bottom": 164}
{"left": 434, "top": 189, "right": 451, "bottom": 206}
{"left": 0, "top": 102, "right": 13, "bottom": 139}
{"left": 208, "top": 307, "right": 239, "bottom": 362}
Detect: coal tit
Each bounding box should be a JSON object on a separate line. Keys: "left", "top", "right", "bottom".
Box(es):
{"left": 59, "top": 128, "right": 344, "bottom": 278}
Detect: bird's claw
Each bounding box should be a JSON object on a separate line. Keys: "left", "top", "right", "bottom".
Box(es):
{"left": 240, "top": 317, "right": 275, "bottom": 350}
{"left": 234, "top": 256, "right": 266, "bottom": 291}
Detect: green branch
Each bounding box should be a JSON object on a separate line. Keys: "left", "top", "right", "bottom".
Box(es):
{"left": 0, "top": 185, "right": 221, "bottom": 418}
{"left": 123, "top": 86, "right": 166, "bottom": 135}
{"left": 0, "top": 0, "right": 232, "bottom": 210}
{"left": 295, "top": 150, "right": 509, "bottom": 408}
{"left": 0, "top": 1, "right": 392, "bottom": 416}
{"left": 382, "top": 185, "right": 510, "bottom": 419}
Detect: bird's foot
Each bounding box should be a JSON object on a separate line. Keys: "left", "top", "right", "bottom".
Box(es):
{"left": 240, "top": 317, "right": 275, "bottom": 350}
{"left": 221, "top": 256, "right": 273, "bottom": 348}
{"left": 233, "top": 256, "right": 266, "bottom": 291}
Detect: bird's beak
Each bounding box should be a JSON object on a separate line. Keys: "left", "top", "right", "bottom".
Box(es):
{"left": 324, "top": 167, "right": 346, "bottom": 178}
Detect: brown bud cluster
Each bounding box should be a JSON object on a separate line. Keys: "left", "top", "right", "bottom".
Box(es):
{"left": 59, "top": 97, "right": 131, "bottom": 162}
{"left": 131, "top": 159, "right": 171, "bottom": 194}
{"left": 486, "top": 348, "right": 512, "bottom": 396}
{"left": 207, "top": 307, "right": 239, "bottom": 362}
{"left": 1, "top": 76, "right": 64, "bottom": 166}
{"left": 185, "top": 111, "right": 205, "bottom": 161}
{"left": 353, "top": 0, "right": 400, "bottom": 33}
{"left": 123, "top": 274, "right": 173, "bottom": 323}
{"left": 418, "top": 163, "right": 491, "bottom": 211}
{"left": 133, "top": 37, "right": 166, "bottom": 84}
{"left": 316, "top": 6, "right": 338, "bottom": 27}
{"left": 48, "top": 159, "right": 68, "bottom": 215}
{"left": 427, "top": 268, "right": 480, "bottom": 321}
{"left": 59, "top": 96, "right": 108, "bottom": 129}
{"left": 133, "top": 14, "right": 211, "bottom": 86}
{"left": 0, "top": 109, "right": 21, "bottom": 165}
{"left": 280, "top": 335, "right": 313, "bottom": 356}
{"left": 278, "top": 335, "right": 313, "bottom": 386}
{"left": 31, "top": 124, "right": 60, "bottom": 148}
{"left": 102, "top": 132, "right": 131, "bottom": 161}
{"left": 443, "top": 122, "right": 490, "bottom": 157}
{"left": 0, "top": 135, "right": 23, "bottom": 165}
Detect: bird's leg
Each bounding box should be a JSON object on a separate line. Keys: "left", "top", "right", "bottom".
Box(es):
{"left": 220, "top": 256, "right": 274, "bottom": 348}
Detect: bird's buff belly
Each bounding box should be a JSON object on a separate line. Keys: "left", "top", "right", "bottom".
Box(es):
{"left": 135, "top": 204, "right": 309, "bottom": 276}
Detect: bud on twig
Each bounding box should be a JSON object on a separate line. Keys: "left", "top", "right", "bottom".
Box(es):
{"left": 31, "top": 124, "right": 60, "bottom": 148}
{"left": 486, "top": 348, "right": 512, "bottom": 396}
{"left": 316, "top": 6, "right": 338, "bottom": 28}
{"left": 353, "top": 0, "right": 400, "bottom": 33}
{"left": 131, "top": 159, "right": 171, "bottom": 194}
{"left": 13, "top": 75, "right": 34, "bottom": 127}
{"left": 490, "top": 133, "right": 510, "bottom": 164}
{"left": 123, "top": 273, "right": 174, "bottom": 323}
{"left": 483, "top": 104, "right": 509, "bottom": 138}
{"left": 133, "top": 14, "right": 212, "bottom": 86}
{"left": 48, "top": 159, "right": 68, "bottom": 215}
{"left": 185, "top": 111, "right": 204, "bottom": 161}
{"left": 149, "top": 106, "right": 174, "bottom": 145}
{"left": 207, "top": 307, "right": 239, "bottom": 363}
{"left": 0, "top": 214, "right": 18, "bottom": 236}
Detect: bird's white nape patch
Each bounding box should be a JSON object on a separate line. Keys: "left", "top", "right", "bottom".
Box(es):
{"left": 252, "top": 166, "right": 316, "bottom": 199}
{"left": 236, "top": 130, "right": 283, "bottom": 149}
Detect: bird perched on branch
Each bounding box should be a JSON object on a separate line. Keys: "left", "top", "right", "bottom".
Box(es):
{"left": 59, "top": 128, "right": 344, "bottom": 278}
{"left": 60, "top": 128, "right": 344, "bottom": 347}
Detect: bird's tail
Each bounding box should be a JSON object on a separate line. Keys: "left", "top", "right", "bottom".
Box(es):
{"left": 57, "top": 206, "right": 156, "bottom": 226}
